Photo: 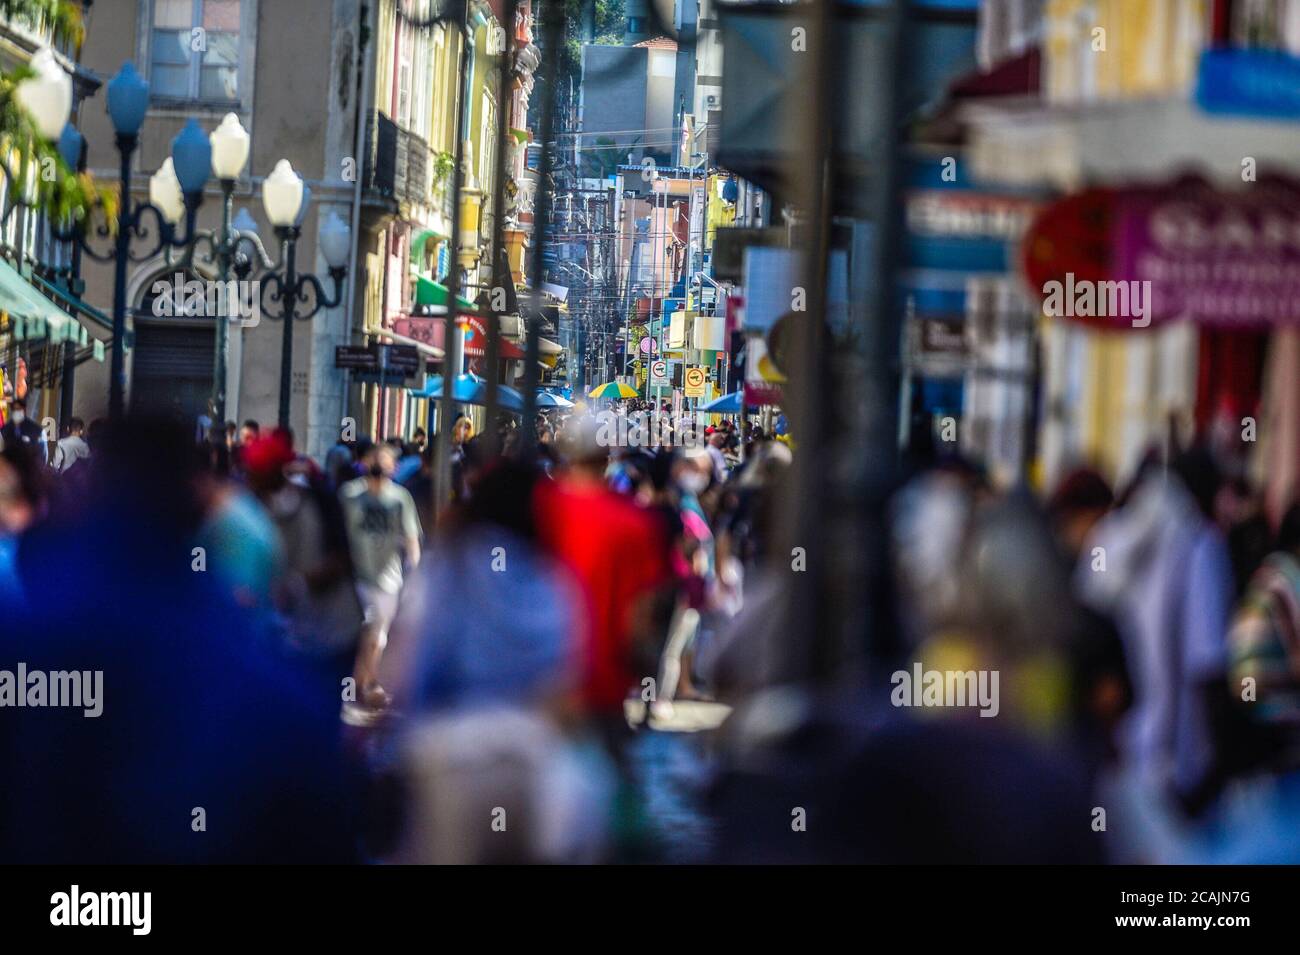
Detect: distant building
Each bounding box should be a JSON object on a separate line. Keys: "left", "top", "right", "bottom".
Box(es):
{"left": 579, "top": 35, "right": 694, "bottom": 173}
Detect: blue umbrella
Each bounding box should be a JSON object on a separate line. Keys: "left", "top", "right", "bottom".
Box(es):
{"left": 700, "top": 390, "right": 742, "bottom": 413}
{"left": 496, "top": 383, "right": 526, "bottom": 411}
{"left": 536, "top": 391, "right": 574, "bottom": 408}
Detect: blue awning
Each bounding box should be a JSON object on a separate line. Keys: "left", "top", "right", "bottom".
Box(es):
{"left": 409, "top": 373, "right": 524, "bottom": 411}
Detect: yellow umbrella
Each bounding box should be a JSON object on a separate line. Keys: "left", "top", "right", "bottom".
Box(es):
{"left": 588, "top": 381, "right": 639, "bottom": 399}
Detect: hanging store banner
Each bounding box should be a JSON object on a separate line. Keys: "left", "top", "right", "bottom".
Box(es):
{"left": 1023, "top": 176, "right": 1300, "bottom": 329}
{"left": 744, "top": 334, "right": 784, "bottom": 407}
{"left": 393, "top": 315, "right": 526, "bottom": 359}
{"left": 391, "top": 317, "right": 443, "bottom": 351}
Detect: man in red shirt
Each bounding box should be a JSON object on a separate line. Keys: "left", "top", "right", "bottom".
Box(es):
{"left": 533, "top": 416, "right": 673, "bottom": 720}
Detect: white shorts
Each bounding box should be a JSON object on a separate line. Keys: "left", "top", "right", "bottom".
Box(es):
{"left": 357, "top": 583, "right": 400, "bottom": 646}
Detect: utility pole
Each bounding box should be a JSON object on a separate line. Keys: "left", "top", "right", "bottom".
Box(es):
{"left": 432, "top": 0, "right": 472, "bottom": 514}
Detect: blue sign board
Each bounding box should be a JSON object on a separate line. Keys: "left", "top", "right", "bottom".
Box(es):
{"left": 1197, "top": 49, "right": 1300, "bottom": 120}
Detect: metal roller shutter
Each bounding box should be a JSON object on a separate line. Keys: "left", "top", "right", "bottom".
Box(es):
{"left": 132, "top": 322, "right": 215, "bottom": 378}
{"left": 131, "top": 320, "right": 214, "bottom": 417}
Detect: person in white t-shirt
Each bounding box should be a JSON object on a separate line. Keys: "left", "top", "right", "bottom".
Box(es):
{"left": 340, "top": 443, "right": 421, "bottom": 709}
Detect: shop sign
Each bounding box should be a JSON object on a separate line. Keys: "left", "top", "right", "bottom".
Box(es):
{"left": 1023, "top": 176, "right": 1300, "bottom": 328}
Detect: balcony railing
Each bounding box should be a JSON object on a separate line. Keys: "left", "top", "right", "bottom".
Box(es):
{"left": 364, "top": 110, "right": 437, "bottom": 209}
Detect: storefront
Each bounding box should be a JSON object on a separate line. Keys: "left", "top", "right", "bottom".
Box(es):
{"left": 960, "top": 21, "right": 1300, "bottom": 510}
{"left": 0, "top": 258, "right": 102, "bottom": 434}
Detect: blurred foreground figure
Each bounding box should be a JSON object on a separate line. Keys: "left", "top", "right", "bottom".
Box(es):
{"left": 0, "top": 418, "right": 357, "bottom": 862}
{"left": 380, "top": 460, "right": 614, "bottom": 863}
{"left": 711, "top": 466, "right": 1108, "bottom": 863}
{"left": 1228, "top": 503, "right": 1300, "bottom": 765}
{"left": 0, "top": 444, "right": 41, "bottom": 608}
{"left": 1076, "top": 450, "right": 1234, "bottom": 814}
{"left": 533, "top": 416, "right": 673, "bottom": 752}
{"left": 244, "top": 429, "right": 365, "bottom": 693}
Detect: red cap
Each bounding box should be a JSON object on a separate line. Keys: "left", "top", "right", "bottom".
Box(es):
{"left": 242, "top": 430, "right": 295, "bottom": 483}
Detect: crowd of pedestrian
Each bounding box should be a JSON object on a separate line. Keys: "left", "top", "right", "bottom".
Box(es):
{"left": 0, "top": 399, "right": 1297, "bottom": 863}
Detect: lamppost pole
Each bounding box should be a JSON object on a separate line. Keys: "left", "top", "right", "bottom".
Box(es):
{"left": 432, "top": 0, "right": 471, "bottom": 512}
{"left": 522, "top": 0, "right": 564, "bottom": 453}
{"left": 211, "top": 179, "right": 235, "bottom": 422}
{"left": 85, "top": 61, "right": 215, "bottom": 421}
{"left": 108, "top": 131, "right": 134, "bottom": 419}
{"left": 204, "top": 110, "right": 255, "bottom": 424}
{"left": 275, "top": 226, "right": 298, "bottom": 428}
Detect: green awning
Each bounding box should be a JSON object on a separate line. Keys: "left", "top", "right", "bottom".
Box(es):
{"left": 410, "top": 229, "right": 448, "bottom": 263}
{"left": 30, "top": 273, "right": 113, "bottom": 332}
{"left": 0, "top": 259, "right": 88, "bottom": 347}
{"left": 415, "top": 275, "right": 477, "bottom": 312}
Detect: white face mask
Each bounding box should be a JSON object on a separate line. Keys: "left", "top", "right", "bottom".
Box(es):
{"left": 11, "top": 411, "right": 24, "bottom": 424}
{"left": 679, "top": 471, "right": 709, "bottom": 496}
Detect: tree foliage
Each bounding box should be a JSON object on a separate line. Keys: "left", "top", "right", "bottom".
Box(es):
{"left": 0, "top": 64, "right": 115, "bottom": 230}
{"left": 559, "top": 0, "right": 625, "bottom": 81}
{"left": 0, "top": 0, "right": 85, "bottom": 48}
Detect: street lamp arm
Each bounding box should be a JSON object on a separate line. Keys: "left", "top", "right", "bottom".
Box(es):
{"left": 48, "top": 195, "right": 199, "bottom": 265}
{"left": 292, "top": 268, "right": 347, "bottom": 321}
{"left": 126, "top": 200, "right": 196, "bottom": 263}
{"left": 61, "top": 217, "right": 115, "bottom": 262}
{"left": 49, "top": 196, "right": 126, "bottom": 263}
{"left": 231, "top": 230, "right": 277, "bottom": 276}
{"left": 13, "top": 171, "right": 114, "bottom": 262}
{"left": 260, "top": 267, "right": 345, "bottom": 323}
{"left": 170, "top": 226, "right": 224, "bottom": 271}
{"left": 259, "top": 269, "right": 289, "bottom": 321}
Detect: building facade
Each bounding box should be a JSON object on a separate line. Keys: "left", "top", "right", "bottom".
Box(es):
{"left": 358, "top": 0, "right": 538, "bottom": 443}
{"left": 72, "top": 0, "right": 363, "bottom": 459}
{"left": 64, "top": 0, "right": 537, "bottom": 458}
